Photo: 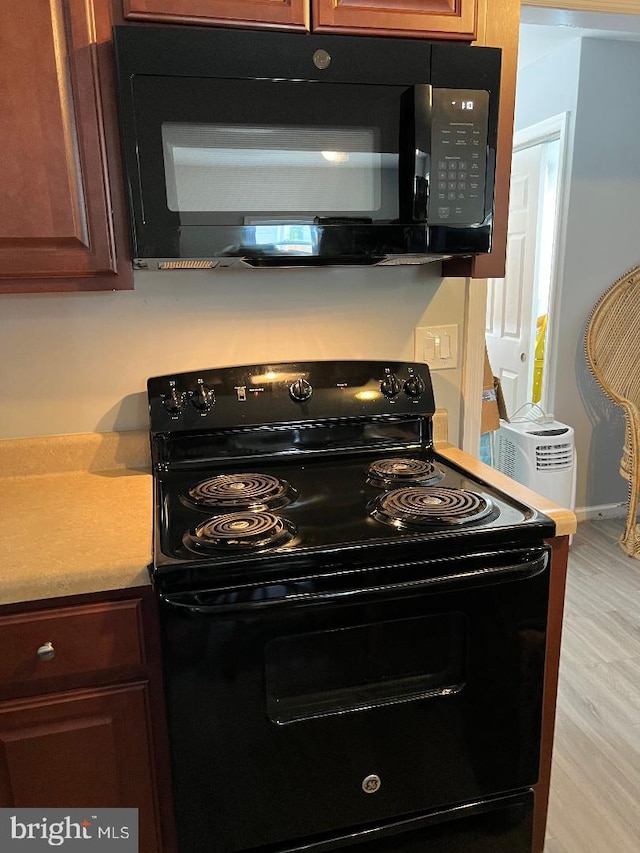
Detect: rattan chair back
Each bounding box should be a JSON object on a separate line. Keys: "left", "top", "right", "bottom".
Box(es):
{"left": 585, "top": 265, "right": 640, "bottom": 557}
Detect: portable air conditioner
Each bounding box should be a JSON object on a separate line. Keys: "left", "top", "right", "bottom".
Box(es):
{"left": 494, "top": 419, "right": 576, "bottom": 510}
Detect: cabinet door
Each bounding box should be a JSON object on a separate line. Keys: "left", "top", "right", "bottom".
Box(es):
{"left": 122, "top": 0, "right": 309, "bottom": 30}
{"left": 0, "top": 683, "right": 161, "bottom": 853}
{"left": 311, "top": 0, "right": 478, "bottom": 39}
{"left": 0, "top": 0, "right": 132, "bottom": 293}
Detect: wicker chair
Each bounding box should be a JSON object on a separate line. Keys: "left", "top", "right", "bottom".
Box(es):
{"left": 585, "top": 265, "right": 640, "bottom": 558}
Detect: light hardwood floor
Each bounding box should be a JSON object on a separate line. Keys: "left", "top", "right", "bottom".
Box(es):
{"left": 544, "top": 518, "right": 640, "bottom": 852}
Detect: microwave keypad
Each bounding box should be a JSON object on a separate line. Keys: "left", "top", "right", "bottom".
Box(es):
{"left": 429, "top": 89, "right": 489, "bottom": 226}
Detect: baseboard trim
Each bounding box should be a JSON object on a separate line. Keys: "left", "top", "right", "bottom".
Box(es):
{"left": 575, "top": 503, "right": 626, "bottom": 523}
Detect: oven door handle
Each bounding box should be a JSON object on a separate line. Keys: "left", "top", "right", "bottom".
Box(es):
{"left": 159, "top": 550, "right": 549, "bottom": 615}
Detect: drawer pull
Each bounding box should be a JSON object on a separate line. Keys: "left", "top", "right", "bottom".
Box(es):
{"left": 36, "top": 642, "right": 55, "bottom": 662}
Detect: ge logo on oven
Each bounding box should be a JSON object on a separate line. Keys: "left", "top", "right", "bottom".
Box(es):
{"left": 362, "top": 774, "right": 382, "bottom": 794}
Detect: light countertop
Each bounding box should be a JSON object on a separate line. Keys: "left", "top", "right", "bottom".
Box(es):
{"left": 0, "top": 412, "right": 575, "bottom": 607}
{"left": 0, "top": 431, "right": 153, "bottom": 605}
{"left": 434, "top": 441, "right": 577, "bottom": 539}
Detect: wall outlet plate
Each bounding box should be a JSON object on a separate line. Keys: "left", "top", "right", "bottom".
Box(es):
{"left": 414, "top": 324, "right": 458, "bottom": 370}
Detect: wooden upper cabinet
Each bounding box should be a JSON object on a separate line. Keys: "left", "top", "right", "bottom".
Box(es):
{"left": 0, "top": 0, "right": 132, "bottom": 293}
{"left": 122, "top": 0, "right": 477, "bottom": 38}
{"left": 312, "top": 0, "right": 478, "bottom": 39}
{"left": 122, "top": 0, "right": 310, "bottom": 30}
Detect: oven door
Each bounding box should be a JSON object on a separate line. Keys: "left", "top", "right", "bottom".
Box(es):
{"left": 159, "top": 545, "right": 549, "bottom": 852}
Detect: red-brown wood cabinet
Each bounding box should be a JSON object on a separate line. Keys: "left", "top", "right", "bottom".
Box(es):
{"left": 0, "top": 0, "right": 132, "bottom": 294}
{"left": 122, "top": 0, "right": 479, "bottom": 39}
{"left": 0, "top": 589, "right": 175, "bottom": 853}
{"left": 123, "top": 0, "right": 310, "bottom": 30}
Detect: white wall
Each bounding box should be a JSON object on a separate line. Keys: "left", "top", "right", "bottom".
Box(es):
{"left": 1, "top": 265, "right": 466, "bottom": 443}
{"left": 515, "top": 38, "right": 582, "bottom": 134}
{"left": 515, "top": 37, "right": 640, "bottom": 511}
{"left": 558, "top": 38, "right": 640, "bottom": 509}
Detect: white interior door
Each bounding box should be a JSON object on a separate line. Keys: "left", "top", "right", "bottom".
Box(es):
{"left": 485, "top": 144, "right": 544, "bottom": 419}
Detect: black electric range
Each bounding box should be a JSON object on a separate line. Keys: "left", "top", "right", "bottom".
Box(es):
{"left": 148, "top": 360, "right": 553, "bottom": 853}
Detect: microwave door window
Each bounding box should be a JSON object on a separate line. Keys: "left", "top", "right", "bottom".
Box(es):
{"left": 130, "top": 76, "right": 405, "bottom": 260}
{"left": 161, "top": 124, "right": 395, "bottom": 218}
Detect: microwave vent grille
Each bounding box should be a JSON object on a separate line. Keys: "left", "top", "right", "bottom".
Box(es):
{"left": 158, "top": 260, "right": 218, "bottom": 270}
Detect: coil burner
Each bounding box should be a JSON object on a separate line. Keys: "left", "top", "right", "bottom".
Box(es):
{"left": 183, "top": 511, "right": 297, "bottom": 554}
{"left": 367, "top": 457, "right": 445, "bottom": 489}
{"left": 371, "top": 486, "right": 495, "bottom": 530}
{"left": 183, "top": 473, "right": 297, "bottom": 512}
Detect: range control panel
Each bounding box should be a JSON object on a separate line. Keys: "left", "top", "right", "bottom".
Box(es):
{"left": 148, "top": 360, "right": 436, "bottom": 434}
{"left": 429, "top": 88, "right": 489, "bottom": 226}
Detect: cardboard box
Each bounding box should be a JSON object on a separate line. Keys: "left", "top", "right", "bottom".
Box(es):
{"left": 481, "top": 346, "right": 503, "bottom": 434}
{"left": 495, "top": 376, "right": 509, "bottom": 422}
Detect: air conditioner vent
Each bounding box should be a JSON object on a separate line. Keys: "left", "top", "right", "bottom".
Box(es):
{"left": 497, "top": 436, "right": 517, "bottom": 478}
{"left": 535, "top": 443, "right": 574, "bottom": 471}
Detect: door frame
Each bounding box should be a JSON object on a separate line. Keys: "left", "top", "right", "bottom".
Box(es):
{"left": 462, "top": 111, "right": 570, "bottom": 452}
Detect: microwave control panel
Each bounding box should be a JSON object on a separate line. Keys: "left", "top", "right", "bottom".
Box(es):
{"left": 429, "top": 89, "right": 489, "bottom": 226}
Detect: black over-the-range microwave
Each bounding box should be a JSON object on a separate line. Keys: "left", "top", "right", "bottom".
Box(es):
{"left": 112, "top": 25, "right": 501, "bottom": 270}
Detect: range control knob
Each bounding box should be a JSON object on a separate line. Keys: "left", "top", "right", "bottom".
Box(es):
{"left": 289, "top": 377, "right": 313, "bottom": 403}
{"left": 192, "top": 382, "right": 215, "bottom": 412}
{"left": 380, "top": 372, "right": 402, "bottom": 399}
{"left": 162, "top": 387, "right": 187, "bottom": 415}
{"left": 404, "top": 373, "right": 426, "bottom": 399}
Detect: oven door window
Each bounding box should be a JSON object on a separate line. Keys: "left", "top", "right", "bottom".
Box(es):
{"left": 265, "top": 613, "right": 466, "bottom": 724}
{"left": 128, "top": 76, "right": 406, "bottom": 258}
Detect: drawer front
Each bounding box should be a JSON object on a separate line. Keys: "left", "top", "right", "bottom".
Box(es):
{"left": 0, "top": 600, "right": 145, "bottom": 693}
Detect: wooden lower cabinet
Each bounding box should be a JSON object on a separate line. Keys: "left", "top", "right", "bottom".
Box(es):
{"left": 0, "top": 684, "right": 160, "bottom": 852}
{"left": 0, "top": 589, "right": 175, "bottom": 853}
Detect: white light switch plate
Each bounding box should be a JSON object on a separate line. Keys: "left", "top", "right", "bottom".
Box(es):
{"left": 414, "top": 324, "right": 458, "bottom": 370}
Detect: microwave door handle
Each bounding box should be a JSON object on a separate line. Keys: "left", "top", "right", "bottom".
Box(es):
{"left": 413, "top": 84, "right": 432, "bottom": 221}
{"left": 400, "top": 84, "right": 432, "bottom": 222}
